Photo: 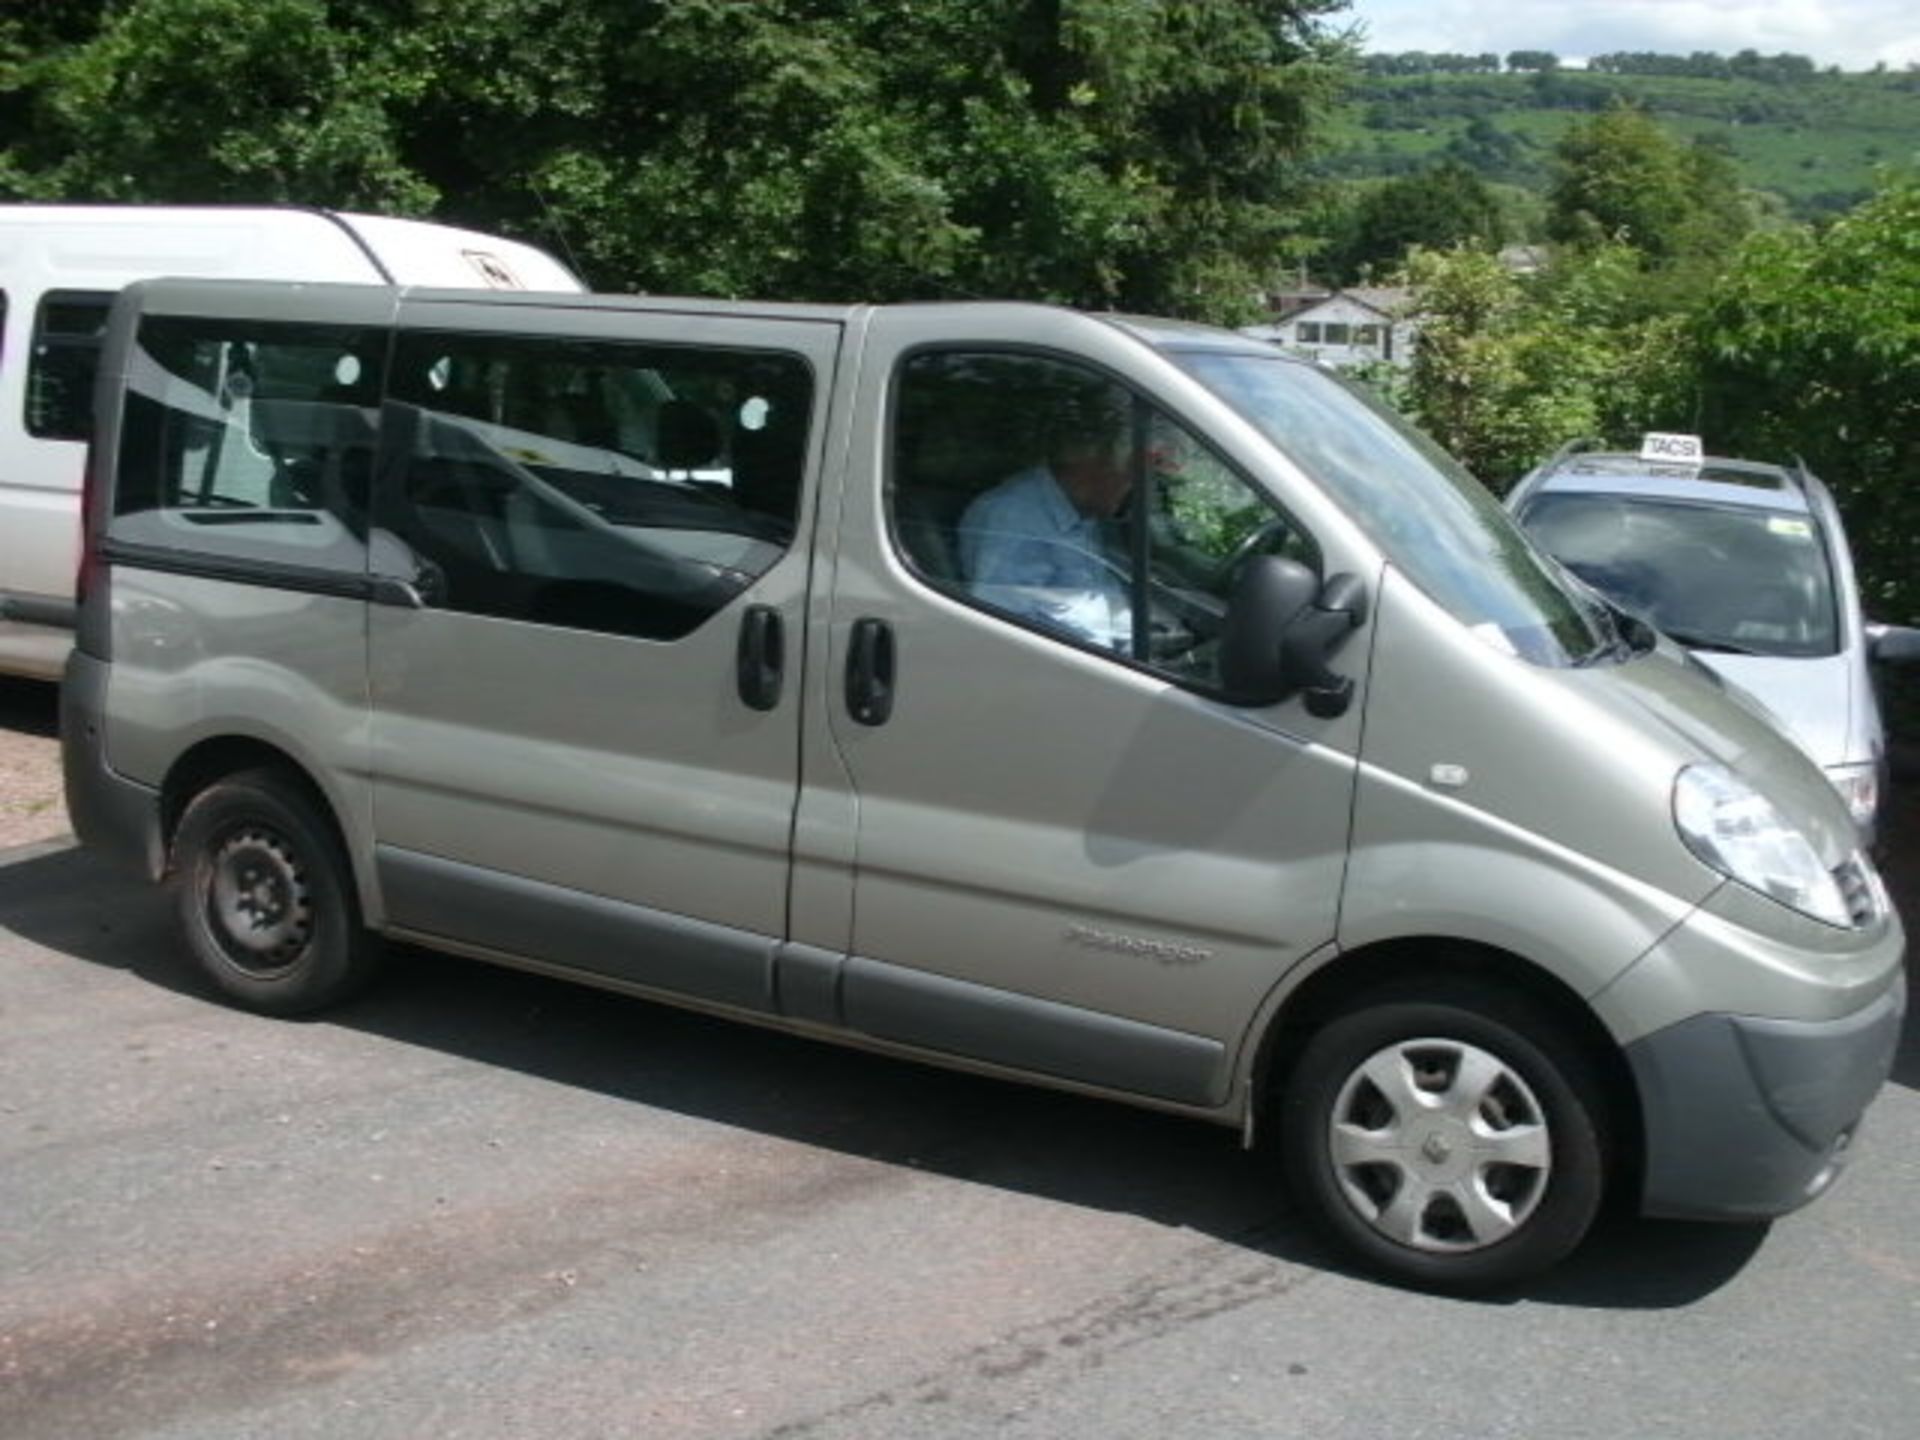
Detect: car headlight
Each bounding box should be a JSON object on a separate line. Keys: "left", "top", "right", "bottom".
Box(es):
{"left": 1825, "top": 762, "right": 1880, "bottom": 829}
{"left": 1673, "top": 764, "right": 1853, "bottom": 928}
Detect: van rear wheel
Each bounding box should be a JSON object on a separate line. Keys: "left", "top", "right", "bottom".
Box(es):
{"left": 1279, "top": 981, "right": 1607, "bottom": 1291}
{"left": 169, "top": 769, "right": 380, "bottom": 1016}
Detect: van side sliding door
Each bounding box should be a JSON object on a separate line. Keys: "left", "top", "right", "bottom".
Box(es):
{"left": 368, "top": 299, "right": 841, "bottom": 1012}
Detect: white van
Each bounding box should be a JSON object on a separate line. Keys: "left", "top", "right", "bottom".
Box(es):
{"left": 0, "top": 205, "right": 581, "bottom": 678}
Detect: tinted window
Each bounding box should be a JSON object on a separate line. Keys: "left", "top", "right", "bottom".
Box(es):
{"left": 381, "top": 331, "right": 812, "bottom": 641}
{"left": 891, "top": 350, "right": 1313, "bottom": 693}
{"left": 28, "top": 290, "right": 113, "bottom": 440}
{"left": 112, "top": 316, "right": 381, "bottom": 572}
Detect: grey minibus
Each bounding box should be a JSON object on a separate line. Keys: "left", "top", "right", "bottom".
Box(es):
{"left": 63, "top": 279, "right": 1906, "bottom": 1289}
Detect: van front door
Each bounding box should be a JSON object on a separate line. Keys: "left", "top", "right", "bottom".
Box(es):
{"left": 817, "top": 311, "right": 1371, "bottom": 1108}
{"left": 367, "top": 300, "right": 840, "bottom": 1012}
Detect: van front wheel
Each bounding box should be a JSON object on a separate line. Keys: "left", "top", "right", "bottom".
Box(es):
{"left": 169, "top": 770, "right": 380, "bottom": 1016}
{"left": 1279, "top": 984, "right": 1607, "bottom": 1291}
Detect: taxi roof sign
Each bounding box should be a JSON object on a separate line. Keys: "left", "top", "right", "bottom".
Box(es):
{"left": 1640, "top": 432, "right": 1704, "bottom": 465}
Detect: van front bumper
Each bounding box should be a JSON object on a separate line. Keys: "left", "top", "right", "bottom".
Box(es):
{"left": 1625, "top": 971, "right": 1905, "bottom": 1221}
{"left": 60, "top": 650, "right": 164, "bottom": 880}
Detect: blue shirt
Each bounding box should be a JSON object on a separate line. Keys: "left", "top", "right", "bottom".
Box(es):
{"left": 957, "top": 466, "right": 1132, "bottom": 651}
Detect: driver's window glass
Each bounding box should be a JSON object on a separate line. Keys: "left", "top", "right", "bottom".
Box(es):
{"left": 383, "top": 331, "right": 812, "bottom": 642}
{"left": 890, "top": 349, "right": 1312, "bottom": 691}
{"left": 110, "top": 316, "right": 380, "bottom": 572}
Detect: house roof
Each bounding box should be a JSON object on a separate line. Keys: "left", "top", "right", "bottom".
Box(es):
{"left": 1265, "top": 286, "right": 1333, "bottom": 321}
{"left": 1279, "top": 286, "right": 1410, "bottom": 324}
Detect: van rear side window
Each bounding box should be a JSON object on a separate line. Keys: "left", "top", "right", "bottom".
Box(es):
{"left": 110, "top": 316, "right": 382, "bottom": 573}
{"left": 27, "top": 290, "right": 113, "bottom": 440}
{"left": 379, "top": 330, "right": 813, "bottom": 641}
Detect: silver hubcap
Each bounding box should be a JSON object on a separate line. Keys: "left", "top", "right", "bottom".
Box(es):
{"left": 1328, "top": 1038, "right": 1552, "bottom": 1253}
{"left": 207, "top": 827, "right": 313, "bottom": 974}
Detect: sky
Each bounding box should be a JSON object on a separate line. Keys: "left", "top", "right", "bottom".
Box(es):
{"left": 1344, "top": 0, "right": 1920, "bottom": 70}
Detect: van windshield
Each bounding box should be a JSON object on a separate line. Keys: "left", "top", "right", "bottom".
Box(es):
{"left": 1174, "top": 352, "right": 1612, "bottom": 667}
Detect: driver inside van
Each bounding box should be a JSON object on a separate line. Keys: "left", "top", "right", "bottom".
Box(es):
{"left": 957, "top": 402, "right": 1137, "bottom": 652}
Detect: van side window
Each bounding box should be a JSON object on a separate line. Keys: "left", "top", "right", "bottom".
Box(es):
{"left": 381, "top": 331, "right": 812, "bottom": 642}
{"left": 110, "top": 316, "right": 380, "bottom": 572}
{"left": 891, "top": 349, "right": 1315, "bottom": 693}
{"left": 27, "top": 290, "right": 114, "bottom": 440}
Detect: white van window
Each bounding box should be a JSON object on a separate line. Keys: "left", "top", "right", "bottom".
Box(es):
{"left": 891, "top": 349, "right": 1313, "bottom": 692}
{"left": 382, "top": 331, "right": 812, "bottom": 642}
{"left": 27, "top": 290, "right": 113, "bottom": 441}
{"left": 110, "top": 317, "right": 380, "bottom": 573}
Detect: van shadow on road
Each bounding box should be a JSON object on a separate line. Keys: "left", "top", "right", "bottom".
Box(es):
{"left": 0, "top": 841, "right": 1785, "bottom": 1310}
{"left": 0, "top": 677, "right": 59, "bottom": 739}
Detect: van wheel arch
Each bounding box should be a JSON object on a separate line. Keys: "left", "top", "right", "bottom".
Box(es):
{"left": 158, "top": 739, "right": 376, "bottom": 920}
{"left": 1253, "top": 938, "right": 1643, "bottom": 1214}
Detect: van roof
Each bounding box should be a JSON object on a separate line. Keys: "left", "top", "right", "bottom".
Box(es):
{"left": 0, "top": 204, "right": 583, "bottom": 293}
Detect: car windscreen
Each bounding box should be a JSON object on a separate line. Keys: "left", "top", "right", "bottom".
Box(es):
{"left": 1516, "top": 491, "right": 1840, "bottom": 658}
{"left": 1173, "top": 352, "right": 1611, "bottom": 667}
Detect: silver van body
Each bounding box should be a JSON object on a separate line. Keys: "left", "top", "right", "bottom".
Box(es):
{"left": 0, "top": 205, "right": 582, "bottom": 680}
{"left": 63, "top": 280, "right": 1906, "bottom": 1289}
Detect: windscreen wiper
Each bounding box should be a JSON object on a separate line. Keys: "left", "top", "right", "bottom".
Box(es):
{"left": 1659, "top": 628, "right": 1761, "bottom": 656}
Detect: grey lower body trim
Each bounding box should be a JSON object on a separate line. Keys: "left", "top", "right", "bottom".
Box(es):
{"left": 0, "top": 591, "right": 77, "bottom": 629}
{"left": 774, "top": 941, "right": 845, "bottom": 1027}
{"left": 372, "top": 846, "right": 1223, "bottom": 1106}
{"left": 1628, "top": 974, "right": 1906, "bottom": 1220}
{"left": 377, "top": 846, "right": 778, "bottom": 1014}
{"left": 841, "top": 956, "right": 1225, "bottom": 1107}
{"left": 59, "top": 651, "right": 165, "bottom": 879}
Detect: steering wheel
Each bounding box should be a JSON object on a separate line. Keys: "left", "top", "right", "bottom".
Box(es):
{"left": 1211, "top": 517, "right": 1293, "bottom": 589}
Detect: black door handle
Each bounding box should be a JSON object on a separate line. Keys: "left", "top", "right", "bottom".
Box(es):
{"left": 736, "top": 604, "right": 784, "bottom": 711}
{"left": 845, "top": 617, "right": 895, "bottom": 726}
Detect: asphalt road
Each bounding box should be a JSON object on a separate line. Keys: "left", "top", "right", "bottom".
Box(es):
{"left": 2, "top": 678, "right": 1917, "bottom": 1440}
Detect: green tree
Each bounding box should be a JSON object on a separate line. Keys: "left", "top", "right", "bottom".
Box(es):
{"left": 5, "top": 0, "right": 432, "bottom": 210}
{"left": 1696, "top": 176, "right": 1920, "bottom": 620}
{"left": 3, "top": 0, "right": 1351, "bottom": 322}
{"left": 1324, "top": 161, "right": 1503, "bottom": 280}
{"left": 1401, "top": 243, "right": 1697, "bottom": 484}
{"left": 1546, "top": 102, "right": 1749, "bottom": 262}
{"left": 1504, "top": 51, "right": 1558, "bottom": 73}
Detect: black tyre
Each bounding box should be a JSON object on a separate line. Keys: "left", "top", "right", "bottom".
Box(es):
{"left": 1278, "top": 980, "right": 1609, "bottom": 1292}
{"left": 169, "top": 768, "right": 381, "bottom": 1016}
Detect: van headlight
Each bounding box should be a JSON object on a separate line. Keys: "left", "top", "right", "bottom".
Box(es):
{"left": 1673, "top": 764, "right": 1852, "bottom": 928}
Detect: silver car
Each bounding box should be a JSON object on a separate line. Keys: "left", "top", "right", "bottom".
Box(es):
{"left": 1509, "top": 438, "right": 1920, "bottom": 837}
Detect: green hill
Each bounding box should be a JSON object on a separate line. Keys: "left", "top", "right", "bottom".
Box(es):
{"left": 1322, "top": 68, "right": 1920, "bottom": 218}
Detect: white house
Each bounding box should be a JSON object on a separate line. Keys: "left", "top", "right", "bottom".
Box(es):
{"left": 1241, "top": 286, "right": 1418, "bottom": 369}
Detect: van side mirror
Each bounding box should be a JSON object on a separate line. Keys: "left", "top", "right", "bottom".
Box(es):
{"left": 1867, "top": 623, "right": 1920, "bottom": 666}
{"left": 1220, "top": 555, "right": 1368, "bottom": 715}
